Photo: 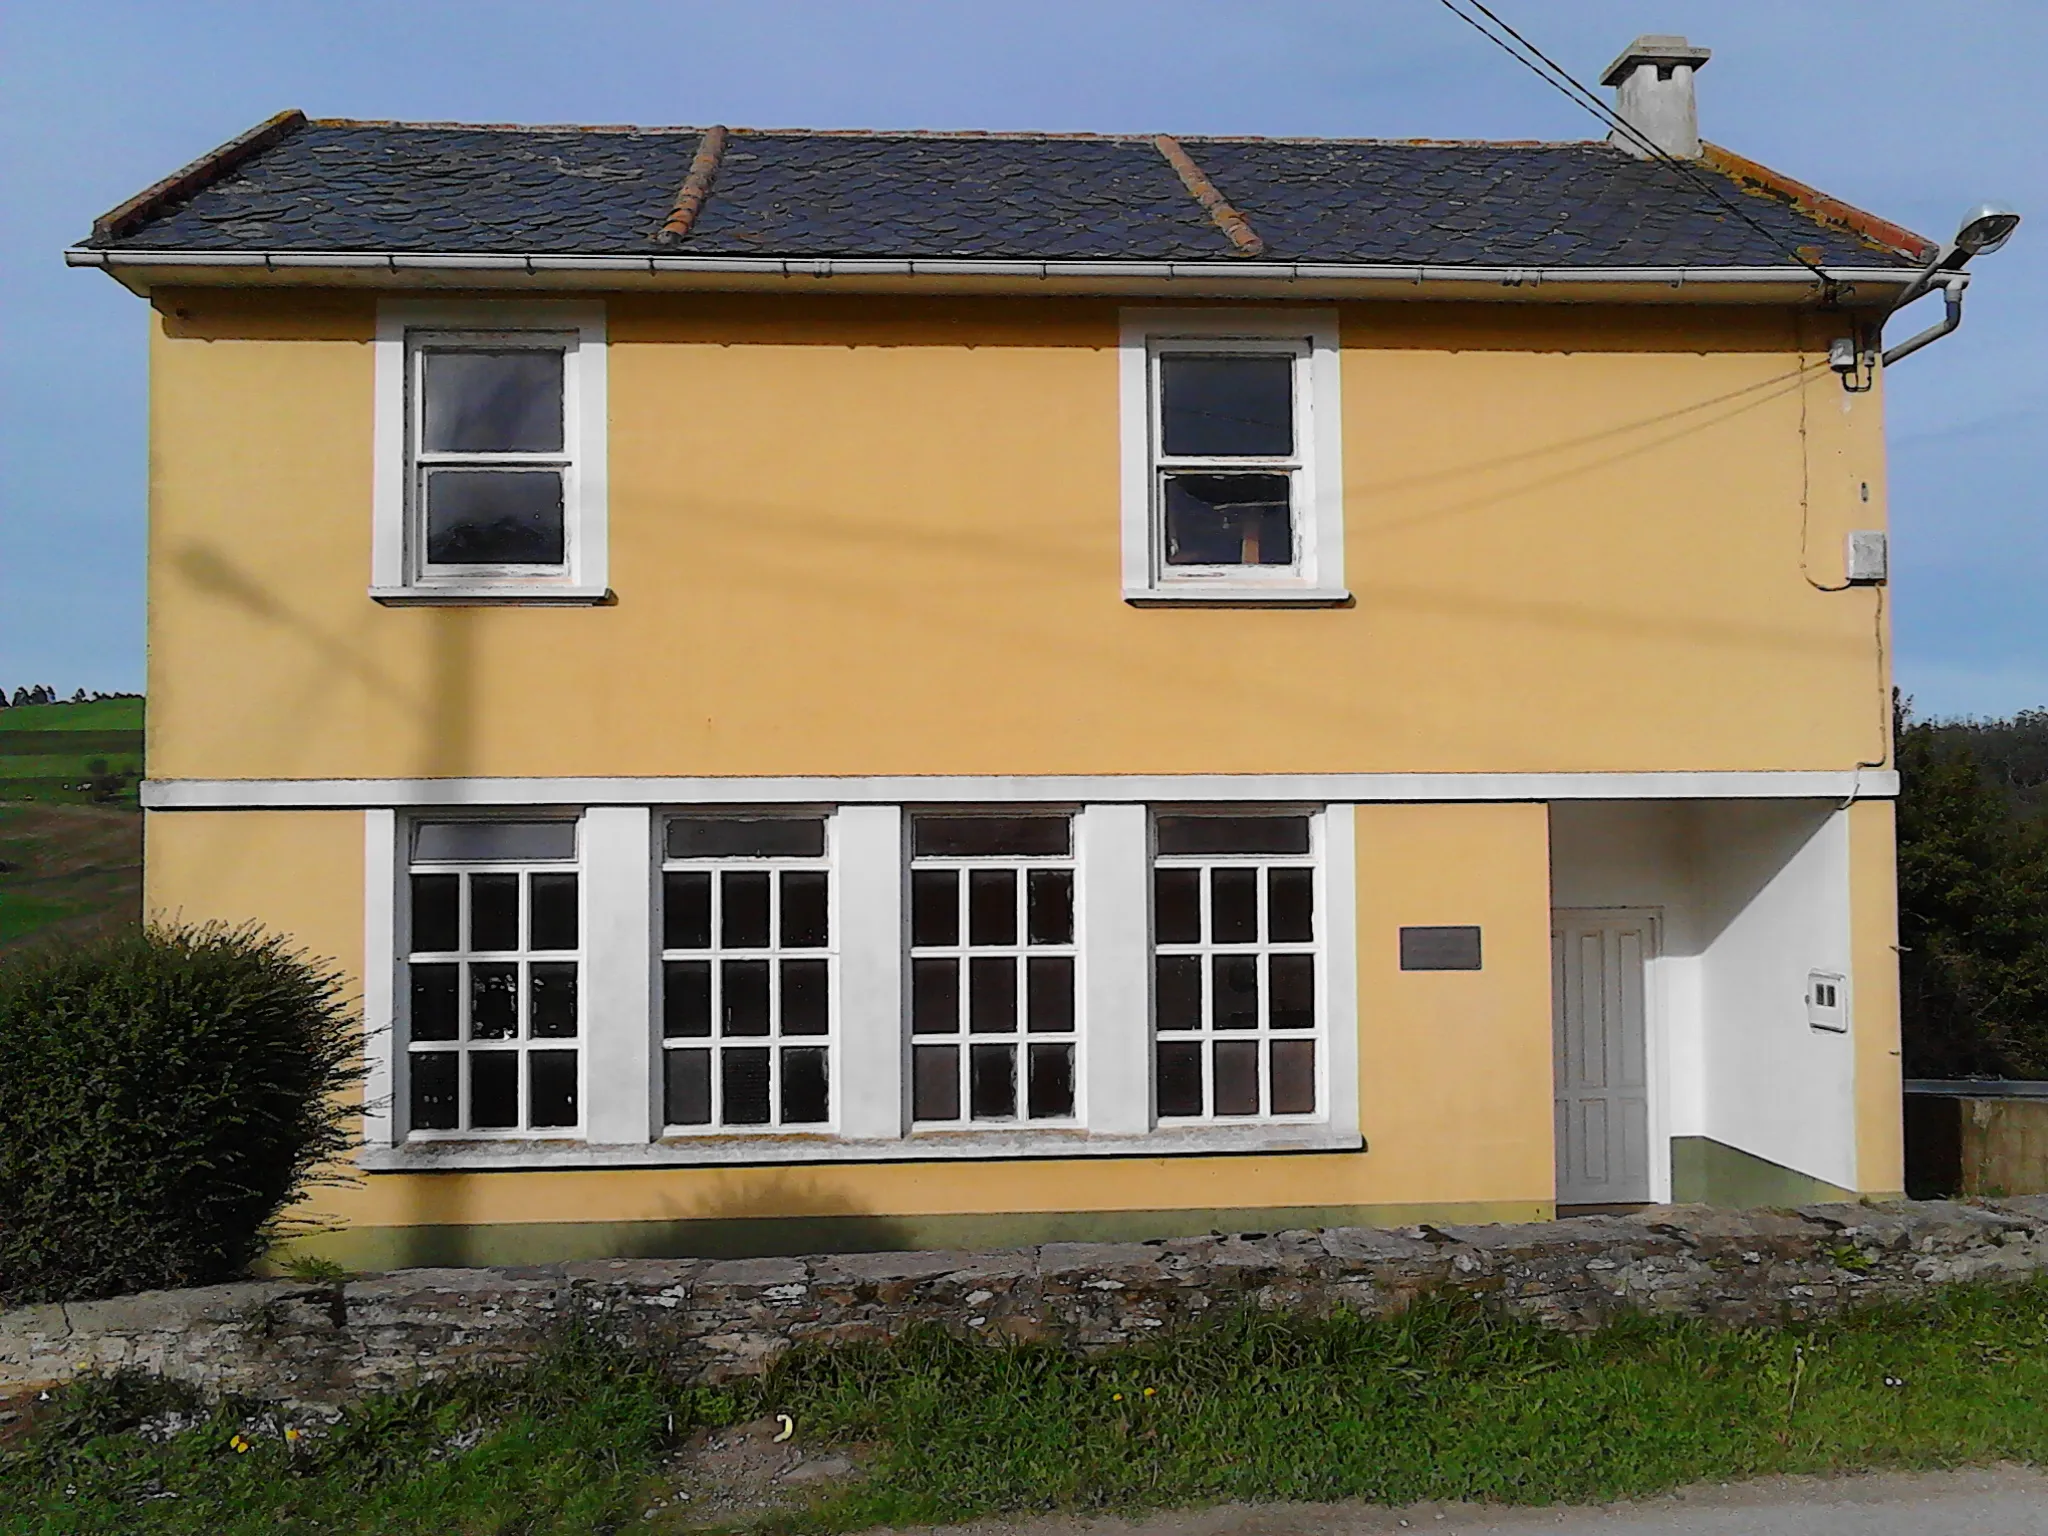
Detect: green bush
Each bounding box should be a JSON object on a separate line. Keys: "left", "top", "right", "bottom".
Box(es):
{"left": 0, "top": 923, "right": 361, "bottom": 1306}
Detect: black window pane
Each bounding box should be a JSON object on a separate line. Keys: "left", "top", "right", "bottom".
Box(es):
{"left": 969, "top": 1044, "right": 1017, "bottom": 1120}
{"left": 1156, "top": 955, "right": 1203, "bottom": 1031}
{"left": 410, "top": 873, "right": 459, "bottom": 953}
{"left": 663, "top": 871, "right": 712, "bottom": 950}
{"left": 1214, "top": 1040, "right": 1261, "bottom": 1116}
{"left": 409, "top": 962, "right": 459, "bottom": 1041}
{"left": 1159, "top": 353, "right": 1293, "bottom": 457}
{"left": 781, "top": 1047, "right": 829, "bottom": 1124}
{"left": 1028, "top": 1042, "right": 1075, "bottom": 1119}
{"left": 1211, "top": 868, "right": 1259, "bottom": 944}
{"left": 1026, "top": 868, "right": 1073, "bottom": 945}
{"left": 528, "top": 873, "right": 578, "bottom": 951}
{"left": 423, "top": 468, "right": 565, "bottom": 566}
{"left": 1162, "top": 473, "right": 1292, "bottom": 567}
{"left": 664, "top": 1049, "right": 712, "bottom": 1125}
{"left": 912, "top": 959, "right": 959, "bottom": 1034}
{"left": 664, "top": 959, "right": 712, "bottom": 1037}
{"left": 666, "top": 817, "right": 825, "bottom": 859}
{"left": 408, "top": 1051, "right": 459, "bottom": 1130}
{"left": 422, "top": 348, "right": 563, "bottom": 453}
{"left": 528, "top": 1050, "right": 578, "bottom": 1128}
{"left": 415, "top": 820, "right": 575, "bottom": 863}
{"left": 911, "top": 869, "right": 958, "bottom": 947}
{"left": 722, "top": 959, "right": 771, "bottom": 1036}
{"left": 470, "top": 1052, "right": 519, "bottom": 1129}
{"left": 1269, "top": 866, "right": 1315, "bottom": 941}
{"left": 1154, "top": 867, "right": 1201, "bottom": 944}
{"left": 1270, "top": 954, "right": 1316, "bottom": 1031}
{"left": 912, "top": 816, "right": 1070, "bottom": 857}
{"left": 967, "top": 869, "right": 1017, "bottom": 946}
{"left": 530, "top": 961, "right": 578, "bottom": 1038}
{"left": 969, "top": 956, "right": 1017, "bottom": 1034}
{"left": 1157, "top": 815, "right": 1312, "bottom": 857}
{"left": 781, "top": 959, "right": 829, "bottom": 1035}
{"left": 722, "top": 1048, "right": 771, "bottom": 1125}
{"left": 1213, "top": 955, "right": 1259, "bottom": 1030}
{"left": 780, "top": 870, "right": 829, "bottom": 947}
{"left": 1026, "top": 956, "right": 1075, "bottom": 1033}
{"left": 470, "top": 962, "right": 518, "bottom": 1039}
{"left": 1157, "top": 1041, "right": 1203, "bottom": 1118}
{"left": 721, "top": 871, "right": 771, "bottom": 948}
{"left": 1272, "top": 1039, "right": 1316, "bottom": 1115}
{"left": 912, "top": 1045, "right": 959, "bottom": 1121}
{"left": 470, "top": 874, "right": 519, "bottom": 951}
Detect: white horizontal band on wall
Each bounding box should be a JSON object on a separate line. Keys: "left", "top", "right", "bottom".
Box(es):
{"left": 143, "top": 769, "right": 1898, "bottom": 812}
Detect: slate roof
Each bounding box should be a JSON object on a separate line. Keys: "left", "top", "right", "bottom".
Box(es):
{"left": 79, "top": 117, "right": 1927, "bottom": 270}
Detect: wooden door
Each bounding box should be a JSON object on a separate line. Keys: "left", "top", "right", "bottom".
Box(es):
{"left": 1552, "top": 911, "right": 1653, "bottom": 1205}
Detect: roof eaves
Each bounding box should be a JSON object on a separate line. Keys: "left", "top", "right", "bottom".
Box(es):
{"left": 91, "top": 109, "right": 309, "bottom": 244}
{"left": 1701, "top": 142, "right": 1935, "bottom": 263}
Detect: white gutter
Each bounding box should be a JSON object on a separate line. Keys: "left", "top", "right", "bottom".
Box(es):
{"left": 63, "top": 246, "right": 1918, "bottom": 292}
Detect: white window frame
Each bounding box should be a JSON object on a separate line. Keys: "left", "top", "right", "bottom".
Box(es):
{"left": 395, "top": 815, "right": 586, "bottom": 1141}
{"left": 1119, "top": 308, "right": 1345, "bottom": 605}
{"left": 657, "top": 814, "right": 840, "bottom": 1136}
{"left": 358, "top": 794, "right": 1359, "bottom": 1171}
{"left": 906, "top": 814, "right": 1082, "bottom": 1133}
{"left": 1151, "top": 810, "right": 1329, "bottom": 1126}
{"left": 372, "top": 299, "right": 608, "bottom": 604}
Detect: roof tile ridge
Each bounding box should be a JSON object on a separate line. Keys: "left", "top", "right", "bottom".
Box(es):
{"left": 1152, "top": 135, "right": 1266, "bottom": 257}
{"left": 1699, "top": 142, "right": 1934, "bottom": 262}
{"left": 310, "top": 117, "right": 705, "bottom": 134}
{"left": 1175, "top": 133, "right": 1605, "bottom": 148}
{"left": 656, "top": 126, "right": 729, "bottom": 244}
{"left": 91, "top": 109, "right": 307, "bottom": 244}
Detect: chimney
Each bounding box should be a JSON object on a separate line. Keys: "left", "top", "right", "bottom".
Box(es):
{"left": 1600, "top": 34, "right": 1711, "bottom": 159}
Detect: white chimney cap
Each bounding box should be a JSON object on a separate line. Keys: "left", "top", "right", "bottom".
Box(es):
{"left": 1600, "top": 34, "right": 1712, "bottom": 87}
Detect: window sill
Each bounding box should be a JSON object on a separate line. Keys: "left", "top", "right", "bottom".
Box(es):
{"left": 359, "top": 1123, "right": 1361, "bottom": 1172}
{"left": 369, "top": 585, "right": 614, "bottom": 607}
{"left": 1124, "top": 587, "right": 1352, "bottom": 608}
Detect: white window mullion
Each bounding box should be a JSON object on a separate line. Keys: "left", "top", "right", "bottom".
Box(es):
{"left": 582, "top": 805, "right": 655, "bottom": 1144}
{"left": 1079, "top": 803, "right": 1152, "bottom": 1136}
{"left": 834, "top": 804, "right": 906, "bottom": 1141}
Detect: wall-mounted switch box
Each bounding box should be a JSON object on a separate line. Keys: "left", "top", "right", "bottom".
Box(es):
{"left": 1845, "top": 530, "right": 1888, "bottom": 584}
{"left": 1807, "top": 970, "right": 1848, "bottom": 1033}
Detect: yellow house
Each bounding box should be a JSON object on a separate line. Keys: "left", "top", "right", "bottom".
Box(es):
{"left": 74, "top": 37, "right": 1963, "bottom": 1268}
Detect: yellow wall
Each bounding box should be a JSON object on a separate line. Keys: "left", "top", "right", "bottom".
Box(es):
{"left": 146, "top": 800, "right": 1558, "bottom": 1245}
{"left": 1850, "top": 797, "right": 1905, "bottom": 1195}
{"left": 146, "top": 289, "right": 1890, "bottom": 783}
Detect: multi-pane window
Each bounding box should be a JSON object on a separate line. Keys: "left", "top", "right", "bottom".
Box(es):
{"left": 661, "top": 817, "right": 833, "bottom": 1131}
{"left": 405, "top": 820, "right": 581, "bottom": 1135}
{"left": 1153, "top": 814, "right": 1320, "bottom": 1120}
{"left": 1152, "top": 346, "right": 1303, "bottom": 575}
{"left": 909, "top": 815, "right": 1078, "bottom": 1126}
{"left": 409, "top": 333, "right": 574, "bottom": 577}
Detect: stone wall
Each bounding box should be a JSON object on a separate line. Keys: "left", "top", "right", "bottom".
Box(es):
{"left": 6, "top": 1198, "right": 2048, "bottom": 1410}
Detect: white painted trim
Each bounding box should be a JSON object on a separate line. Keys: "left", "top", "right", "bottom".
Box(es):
{"left": 147, "top": 769, "right": 1900, "bottom": 812}
{"left": 1124, "top": 588, "right": 1352, "bottom": 606}
{"left": 581, "top": 807, "right": 654, "bottom": 1144}
{"left": 1118, "top": 308, "right": 1343, "bottom": 602}
{"left": 357, "top": 1122, "right": 1362, "bottom": 1172}
{"left": 360, "top": 809, "right": 399, "bottom": 1148}
{"left": 1079, "top": 803, "right": 1152, "bottom": 1137}
{"left": 833, "top": 805, "right": 907, "bottom": 1140}
{"left": 372, "top": 299, "right": 607, "bottom": 601}
{"left": 69, "top": 246, "right": 1920, "bottom": 299}
{"left": 1322, "top": 804, "right": 1362, "bottom": 1147}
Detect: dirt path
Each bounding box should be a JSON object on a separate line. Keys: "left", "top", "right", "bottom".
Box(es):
{"left": 878, "top": 1467, "right": 2048, "bottom": 1536}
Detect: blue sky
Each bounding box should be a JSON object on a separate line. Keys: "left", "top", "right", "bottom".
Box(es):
{"left": 3, "top": 1, "right": 2042, "bottom": 717}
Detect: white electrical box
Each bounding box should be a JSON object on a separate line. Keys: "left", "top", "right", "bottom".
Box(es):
{"left": 1845, "top": 530, "right": 1888, "bottom": 584}
{"left": 1807, "top": 971, "right": 1848, "bottom": 1033}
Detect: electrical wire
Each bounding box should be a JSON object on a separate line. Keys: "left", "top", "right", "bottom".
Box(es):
{"left": 1431, "top": 0, "right": 1842, "bottom": 291}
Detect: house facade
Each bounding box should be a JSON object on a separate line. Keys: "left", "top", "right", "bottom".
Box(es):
{"left": 78, "top": 39, "right": 1933, "bottom": 1268}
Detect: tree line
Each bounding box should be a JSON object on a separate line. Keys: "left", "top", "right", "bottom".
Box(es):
{"left": 0, "top": 686, "right": 141, "bottom": 709}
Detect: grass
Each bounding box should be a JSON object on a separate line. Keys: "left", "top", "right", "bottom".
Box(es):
{"left": 0, "top": 698, "right": 144, "bottom": 948}
{"left": 0, "top": 698, "right": 144, "bottom": 733}
{"left": 4, "top": 1280, "right": 2048, "bottom": 1535}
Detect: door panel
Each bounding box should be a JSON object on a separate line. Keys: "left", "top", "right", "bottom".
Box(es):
{"left": 1553, "top": 911, "right": 1654, "bottom": 1205}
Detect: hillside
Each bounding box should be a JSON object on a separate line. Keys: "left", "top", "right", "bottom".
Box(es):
{"left": 0, "top": 697, "right": 144, "bottom": 950}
